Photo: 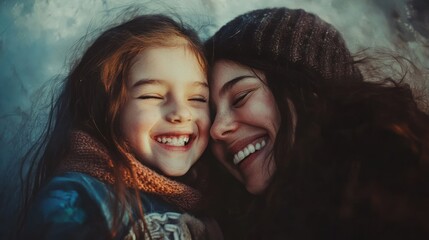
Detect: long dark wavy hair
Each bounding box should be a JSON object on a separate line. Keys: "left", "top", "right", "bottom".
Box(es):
{"left": 18, "top": 14, "right": 208, "bottom": 239}
{"left": 205, "top": 9, "right": 429, "bottom": 240}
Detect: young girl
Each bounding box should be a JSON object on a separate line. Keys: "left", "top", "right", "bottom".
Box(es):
{"left": 18, "top": 14, "right": 220, "bottom": 239}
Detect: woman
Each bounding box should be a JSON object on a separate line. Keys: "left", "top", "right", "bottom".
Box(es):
{"left": 205, "top": 7, "right": 429, "bottom": 239}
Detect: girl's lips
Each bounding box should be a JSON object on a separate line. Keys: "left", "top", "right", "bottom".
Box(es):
{"left": 152, "top": 131, "right": 195, "bottom": 149}
{"left": 155, "top": 135, "right": 191, "bottom": 146}
{"left": 154, "top": 136, "right": 195, "bottom": 151}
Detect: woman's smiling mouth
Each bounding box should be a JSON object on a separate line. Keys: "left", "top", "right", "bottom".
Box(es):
{"left": 233, "top": 139, "right": 266, "bottom": 165}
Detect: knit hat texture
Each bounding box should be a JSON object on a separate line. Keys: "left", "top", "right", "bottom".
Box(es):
{"left": 206, "top": 7, "right": 362, "bottom": 82}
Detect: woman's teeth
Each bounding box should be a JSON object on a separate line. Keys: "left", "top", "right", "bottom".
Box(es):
{"left": 233, "top": 140, "right": 266, "bottom": 165}
{"left": 156, "top": 135, "right": 190, "bottom": 146}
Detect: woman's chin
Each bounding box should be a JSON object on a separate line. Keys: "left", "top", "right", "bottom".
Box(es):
{"left": 245, "top": 180, "right": 270, "bottom": 195}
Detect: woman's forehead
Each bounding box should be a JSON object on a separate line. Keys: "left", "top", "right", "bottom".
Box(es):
{"left": 211, "top": 60, "right": 265, "bottom": 85}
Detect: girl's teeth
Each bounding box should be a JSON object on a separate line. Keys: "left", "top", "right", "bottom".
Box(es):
{"left": 233, "top": 139, "right": 267, "bottom": 165}
{"left": 156, "top": 135, "right": 190, "bottom": 146}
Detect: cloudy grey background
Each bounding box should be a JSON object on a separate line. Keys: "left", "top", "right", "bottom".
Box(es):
{"left": 0, "top": 0, "right": 428, "bottom": 237}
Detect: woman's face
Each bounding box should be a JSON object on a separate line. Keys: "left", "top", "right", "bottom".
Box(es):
{"left": 210, "top": 60, "right": 281, "bottom": 194}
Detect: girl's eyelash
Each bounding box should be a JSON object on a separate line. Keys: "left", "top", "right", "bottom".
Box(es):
{"left": 189, "top": 97, "right": 207, "bottom": 103}
{"left": 138, "top": 95, "right": 163, "bottom": 100}
{"left": 138, "top": 95, "right": 207, "bottom": 102}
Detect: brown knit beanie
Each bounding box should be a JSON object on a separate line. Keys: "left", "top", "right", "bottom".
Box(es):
{"left": 206, "top": 7, "right": 362, "bottom": 82}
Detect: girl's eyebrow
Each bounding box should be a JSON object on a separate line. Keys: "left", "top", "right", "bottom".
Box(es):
{"left": 192, "top": 81, "right": 209, "bottom": 89}
{"left": 132, "top": 79, "right": 208, "bottom": 90}
{"left": 131, "top": 79, "right": 164, "bottom": 88}
{"left": 220, "top": 75, "right": 256, "bottom": 95}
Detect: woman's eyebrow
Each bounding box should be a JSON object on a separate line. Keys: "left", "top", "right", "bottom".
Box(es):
{"left": 220, "top": 75, "right": 256, "bottom": 95}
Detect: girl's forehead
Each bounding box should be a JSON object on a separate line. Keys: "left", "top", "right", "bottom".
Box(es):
{"left": 127, "top": 46, "right": 206, "bottom": 88}
{"left": 132, "top": 43, "right": 201, "bottom": 66}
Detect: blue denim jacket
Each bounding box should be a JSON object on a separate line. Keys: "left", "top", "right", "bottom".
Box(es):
{"left": 19, "top": 172, "right": 197, "bottom": 239}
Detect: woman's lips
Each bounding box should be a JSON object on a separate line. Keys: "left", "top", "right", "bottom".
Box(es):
{"left": 228, "top": 135, "right": 268, "bottom": 165}
{"left": 233, "top": 138, "right": 266, "bottom": 165}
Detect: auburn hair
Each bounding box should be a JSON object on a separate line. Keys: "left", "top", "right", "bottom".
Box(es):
{"left": 20, "top": 14, "right": 207, "bottom": 239}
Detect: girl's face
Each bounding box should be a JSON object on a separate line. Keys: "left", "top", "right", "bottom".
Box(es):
{"left": 210, "top": 60, "right": 281, "bottom": 194}
{"left": 120, "top": 45, "right": 210, "bottom": 176}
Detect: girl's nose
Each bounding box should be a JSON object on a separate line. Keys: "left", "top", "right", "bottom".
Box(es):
{"left": 166, "top": 102, "right": 192, "bottom": 123}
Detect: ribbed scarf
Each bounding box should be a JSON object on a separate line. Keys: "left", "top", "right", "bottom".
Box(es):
{"left": 57, "top": 130, "right": 202, "bottom": 211}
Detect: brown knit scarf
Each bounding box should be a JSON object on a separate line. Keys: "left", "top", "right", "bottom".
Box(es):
{"left": 57, "top": 130, "right": 202, "bottom": 211}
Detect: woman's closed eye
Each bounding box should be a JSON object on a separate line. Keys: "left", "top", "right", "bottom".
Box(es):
{"left": 233, "top": 89, "right": 254, "bottom": 107}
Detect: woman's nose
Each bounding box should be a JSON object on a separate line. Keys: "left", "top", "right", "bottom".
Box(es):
{"left": 210, "top": 112, "right": 238, "bottom": 140}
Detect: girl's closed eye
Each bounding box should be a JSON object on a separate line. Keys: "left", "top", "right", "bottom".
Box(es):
{"left": 188, "top": 85, "right": 209, "bottom": 104}
{"left": 138, "top": 94, "right": 164, "bottom": 100}
{"left": 189, "top": 95, "right": 208, "bottom": 103}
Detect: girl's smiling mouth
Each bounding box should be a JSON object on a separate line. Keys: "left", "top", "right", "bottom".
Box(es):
{"left": 155, "top": 135, "right": 191, "bottom": 146}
